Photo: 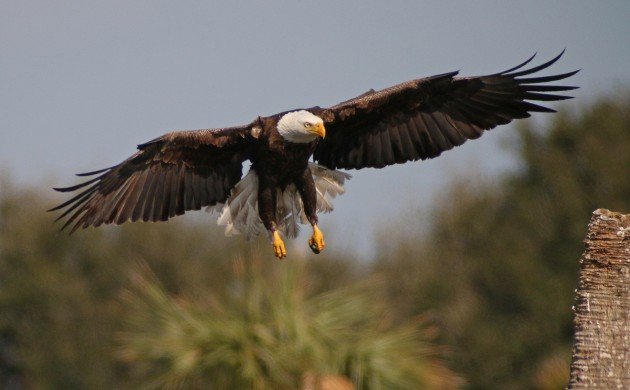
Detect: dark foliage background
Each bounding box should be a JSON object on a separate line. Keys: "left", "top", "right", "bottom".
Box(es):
{"left": 1, "top": 92, "right": 628, "bottom": 388}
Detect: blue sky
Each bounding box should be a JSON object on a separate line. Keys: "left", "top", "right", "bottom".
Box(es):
{"left": 2, "top": 1, "right": 628, "bottom": 256}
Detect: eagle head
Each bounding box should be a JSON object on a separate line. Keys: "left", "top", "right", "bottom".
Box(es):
{"left": 277, "top": 110, "right": 325, "bottom": 143}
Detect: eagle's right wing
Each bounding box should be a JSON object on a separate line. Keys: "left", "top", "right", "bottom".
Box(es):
{"left": 50, "top": 123, "right": 257, "bottom": 232}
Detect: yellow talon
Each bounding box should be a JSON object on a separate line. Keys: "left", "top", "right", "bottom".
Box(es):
{"left": 308, "top": 225, "right": 325, "bottom": 254}
{"left": 272, "top": 231, "right": 287, "bottom": 259}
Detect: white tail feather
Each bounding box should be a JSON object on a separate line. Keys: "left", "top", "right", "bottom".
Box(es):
{"left": 209, "top": 163, "right": 350, "bottom": 239}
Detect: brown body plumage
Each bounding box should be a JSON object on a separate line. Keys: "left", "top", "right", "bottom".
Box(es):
{"left": 51, "top": 52, "right": 578, "bottom": 258}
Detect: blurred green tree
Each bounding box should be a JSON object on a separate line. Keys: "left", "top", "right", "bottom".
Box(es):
{"left": 119, "top": 258, "right": 460, "bottom": 389}
{"left": 372, "top": 92, "right": 630, "bottom": 389}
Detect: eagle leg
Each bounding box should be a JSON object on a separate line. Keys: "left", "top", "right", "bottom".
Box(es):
{"left": 309, "top": 225, "right": 325, "bottom": 254}
{"left": 294, "top": 168, "right": 325, "bottom": 254}
{"left": 273, "top": 230, "right": 287, "bottom": 259}
{"left": 258, "top": 179, "right": 287, "bottom": 259}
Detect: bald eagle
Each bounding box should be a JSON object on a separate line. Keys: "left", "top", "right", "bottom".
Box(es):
{"left": 51, "top": 52, "right": 577, "bottom": 258}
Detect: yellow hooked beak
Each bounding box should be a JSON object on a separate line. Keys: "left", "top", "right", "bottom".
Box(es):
{"left": 310, "top": 122, "right": 326, "bottom": 139}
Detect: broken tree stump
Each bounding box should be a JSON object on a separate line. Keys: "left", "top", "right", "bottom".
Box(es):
{"left": 568, "top": 209, "right": 629, "bottom": 389}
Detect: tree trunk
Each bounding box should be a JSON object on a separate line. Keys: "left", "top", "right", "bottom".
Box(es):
{"left": 568, "top": 209, "right": 629, "bottom": 389}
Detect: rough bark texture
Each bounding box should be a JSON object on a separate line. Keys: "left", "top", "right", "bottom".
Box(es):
{"left": 568, "top": 209, "right": 629, "bottom": 389}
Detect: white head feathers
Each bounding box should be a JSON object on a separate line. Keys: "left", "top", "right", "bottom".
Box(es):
{"left": 277, "top": 110, "right": 325, "bottom": 143}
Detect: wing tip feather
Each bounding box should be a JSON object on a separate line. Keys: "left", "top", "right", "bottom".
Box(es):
{"left": 497, "top": 52, "right": 537, "bottom": 75}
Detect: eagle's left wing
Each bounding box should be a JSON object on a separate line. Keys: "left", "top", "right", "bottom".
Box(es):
{"left": 312, "top": 52, "right": 578, "bottom": 169}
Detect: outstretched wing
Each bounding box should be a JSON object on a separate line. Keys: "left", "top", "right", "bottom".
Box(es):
{"left": 313, "top": 51, "right": 578, "bottom": 169}
{"left": 50, "top": 124, "right": 257, "bottom": 232}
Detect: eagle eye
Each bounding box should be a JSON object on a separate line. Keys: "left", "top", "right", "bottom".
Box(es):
{"left": 303, "top": 122, "right": 312, "bottom": 128}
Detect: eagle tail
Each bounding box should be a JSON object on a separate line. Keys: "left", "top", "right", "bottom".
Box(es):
{"left": 210, "top": 164, "right": 350, "bottom": 240}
